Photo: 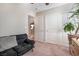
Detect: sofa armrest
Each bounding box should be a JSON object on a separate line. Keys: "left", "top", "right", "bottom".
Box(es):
{"left": 24, "top": 39, "right": 35, "bottom": 45}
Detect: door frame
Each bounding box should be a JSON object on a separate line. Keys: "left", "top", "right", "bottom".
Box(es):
{"left": 28, "top": 15, "right": 35, "bottom": 40}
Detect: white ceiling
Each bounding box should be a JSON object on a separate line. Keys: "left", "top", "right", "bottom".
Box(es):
{"left": 0, "top": 3, "right": 68, "bottom": 13}
{"left": 28, "top": 3, "right": 67, "bottom": 12}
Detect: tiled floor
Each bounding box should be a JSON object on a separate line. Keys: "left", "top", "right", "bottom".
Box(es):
{"left": 23, "top": 41, "right": 71, "bottom": 56}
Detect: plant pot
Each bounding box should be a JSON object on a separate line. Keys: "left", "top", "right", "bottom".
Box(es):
{"left": 68, "top": 34, "right": 76, "bottom": 44}
{"left": 68, "top": 34, "right": 79, "bottom": 44}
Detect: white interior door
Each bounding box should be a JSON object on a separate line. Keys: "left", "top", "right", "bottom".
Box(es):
{"left": 45, "top": 12, "right": 63, "bottom": 44}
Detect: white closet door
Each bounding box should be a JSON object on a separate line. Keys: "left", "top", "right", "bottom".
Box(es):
{"left": 45, "top": 13, "right": 63, "bottom": 44}
{"left": 35, "top": 12, "right": 68, "bottom": 46}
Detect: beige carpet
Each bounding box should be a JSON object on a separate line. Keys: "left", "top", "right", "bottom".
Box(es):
{"left": 23, "top": 41, "right": 71, "bottom": 56}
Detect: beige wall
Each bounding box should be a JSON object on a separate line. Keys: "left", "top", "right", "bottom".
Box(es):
{"left": 0, "top": 4, "right": 36, "bottom": 37}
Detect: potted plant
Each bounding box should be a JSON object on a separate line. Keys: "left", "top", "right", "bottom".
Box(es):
{"left": 64, "top": 22, "right": 75, "bottom": 42}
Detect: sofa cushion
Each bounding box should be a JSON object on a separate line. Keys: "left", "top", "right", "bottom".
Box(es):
{"left": 13, "top": 43, "right": 32, "bottom": 53}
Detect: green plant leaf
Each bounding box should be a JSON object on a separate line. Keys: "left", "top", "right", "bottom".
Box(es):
{"left": 64, "top": 22, "right": 75, "bottom": 33}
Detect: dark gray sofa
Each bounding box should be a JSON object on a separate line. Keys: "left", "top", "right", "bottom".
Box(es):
{"left": 0, "top": 34, "right": 35, "bottom": 56}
